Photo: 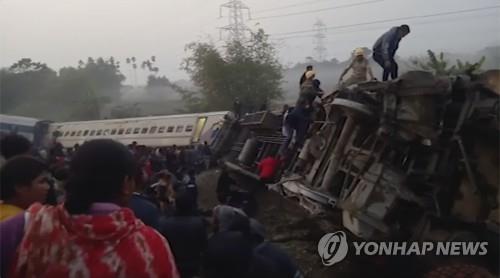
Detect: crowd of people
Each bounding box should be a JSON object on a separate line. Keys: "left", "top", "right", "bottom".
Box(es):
{"left": 0, "top": 134, "right": 303, "bottom": 278}
{"left": 0, "top": 24, "right": 412, "bottom": 278}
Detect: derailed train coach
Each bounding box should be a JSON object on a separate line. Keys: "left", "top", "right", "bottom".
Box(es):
{"left": 1, "top": 111, "right": 230, "bottom": 149}
{"left": 48, "top": 111, "right": 229, "bottom": 148}
{"left": 0, "top": 114, "right": 52, "bottom": 148}
{"left": 215, "top": 70, "right": 499, "bottom": 251}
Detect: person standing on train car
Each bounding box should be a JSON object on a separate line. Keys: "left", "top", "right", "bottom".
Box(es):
{"left": 299, "top": 65, "right": 313, "bottom": 86}
{"left": 339, "top": 47, "right": 375, "bottom": 87}
{"left": 372, "top": 24, "right": 410, "bottom": 81}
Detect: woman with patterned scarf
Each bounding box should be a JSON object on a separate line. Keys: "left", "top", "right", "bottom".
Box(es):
{"left": 0, "top": 139, "right": 179, "bottom": 278}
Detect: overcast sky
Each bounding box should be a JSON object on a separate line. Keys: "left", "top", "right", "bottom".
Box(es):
{"left": 1, "top": 0, "right": 499, "bottom": 84}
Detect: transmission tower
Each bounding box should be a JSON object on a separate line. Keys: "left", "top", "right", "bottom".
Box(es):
{"left": 219, "top": 0, "right": 251, "bottom": 42}
{"left": 313, "top": 19, "right": 327, "bottom": 61}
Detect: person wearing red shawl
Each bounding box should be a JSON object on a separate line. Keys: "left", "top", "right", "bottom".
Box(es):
{"left": 0, "top": 139, "right": 179, "bottom": 278}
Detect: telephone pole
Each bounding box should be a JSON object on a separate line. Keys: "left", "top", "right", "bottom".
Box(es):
{"left": 219, "top": 0, "right": 251, "bottom": 42}
{"left": 313, "top": 19, "right": 327, "bottom": 61}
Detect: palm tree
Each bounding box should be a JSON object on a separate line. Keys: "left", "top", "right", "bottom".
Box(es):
{"left": 412, "top": 50, "right": 485, "bottom": 76}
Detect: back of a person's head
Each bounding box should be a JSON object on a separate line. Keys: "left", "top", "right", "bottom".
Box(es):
{"left": 52, "top": 166, "right": 70, "bottom": 181}
{"left": 175, "top": 187, "right": 195, "bottom": 214}
{"left": 0, "top": 134, "right": 32, "bottom": 159}
{"left": 204, "top": 231, "right": 253, "bottom": 278}
{"left": 134, "top": 165, "right": 147, "bottom": 192}
{"left": 0, "top": 155, "right": 47, "bottom": 202}
{"left": 64, "top": 139, "right": 136, "bottom": 214}
{"left": 400, "top": 24, "right": 410, "bottom": 33}
{"left": 214, "top": 205, "right": 250, "bottom": 233}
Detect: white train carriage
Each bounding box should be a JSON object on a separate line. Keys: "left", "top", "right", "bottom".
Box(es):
{"left": 0, "top": 114, "right": 51, "bottom": 147}
{"left": 49, "top": 111, "right": 229, "bottom": 148}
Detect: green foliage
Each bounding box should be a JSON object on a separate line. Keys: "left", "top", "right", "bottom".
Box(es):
{"left": 146, "top": 75, "right": 177, "bottom": 97}
{"left": 147, "top": 75, "right": 171, "bottom": 88}
{"left": 0, "top": 57, "right": 125, "bottom": 121}
{"left": 412, "top": 50, "right": 485, "bottom": 76}
{"left": 181, "top": 29, "right": 283, "bottom": 112}
{"left": 1, "top": 59, "right": 58, "bottom": 114}
{"left": 110, "top": 104, "right": 141, "bottom": 119}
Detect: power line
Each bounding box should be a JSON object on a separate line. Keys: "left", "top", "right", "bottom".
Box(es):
{"left": 270, "top": 5, "right": 500, "bottom": 36}
{"left": 253, "top": 0, "right": 341, "bottom": 14}
{"left": 273, "top": 11, "right": 498, "bottom": 44}
{"left": 272, "top": 11, "right": 500, "bottom": 41}
{"left": 250, "top": 0, "right": 384, "bottom": 21}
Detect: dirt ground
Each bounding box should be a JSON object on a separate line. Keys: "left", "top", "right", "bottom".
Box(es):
{"left": 197, "top": 169, "right": 498, "bottom": 278}
{"left": 197, "top": 169, "right": 388, "bottom": 278}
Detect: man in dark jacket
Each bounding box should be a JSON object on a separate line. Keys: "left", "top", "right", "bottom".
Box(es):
{"left": 372, "top": 24, "right": 410, "bottom": 81}
{"left": 129, "top": 167, "right": 161, "bottom": 229}
{"left": 161, "top": 188, "right": 207, "bottom": 278}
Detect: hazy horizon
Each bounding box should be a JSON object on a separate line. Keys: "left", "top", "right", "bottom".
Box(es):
{"left": 1, "top": 0, "right": 499, "bottom": 85}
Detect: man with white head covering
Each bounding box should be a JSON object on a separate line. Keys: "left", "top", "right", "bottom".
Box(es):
{"left": 339, "top": 47, "right": 375, "bottom": 86}
{"left": 298, "top": 70, "right": 323, "bottom": 108}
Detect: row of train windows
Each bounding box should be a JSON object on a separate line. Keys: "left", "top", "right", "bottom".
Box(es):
{"left": 61, "top": 124, "right": 194, "bottom": 138}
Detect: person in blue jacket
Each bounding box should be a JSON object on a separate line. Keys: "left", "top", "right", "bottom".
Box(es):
{"left": 372, "top": 24, "right": 410, "bottom": 81}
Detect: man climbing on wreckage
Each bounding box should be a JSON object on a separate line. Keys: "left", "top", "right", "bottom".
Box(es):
{"left": 372, "top": 24, "right": 410, "bottom": 81}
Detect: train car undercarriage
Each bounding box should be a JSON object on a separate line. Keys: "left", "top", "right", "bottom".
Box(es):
{"left": 214, "top": 70, "right": 499, "bottom": 249}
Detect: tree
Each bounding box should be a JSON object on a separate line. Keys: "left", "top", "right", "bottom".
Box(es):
{"left": 0, "top": 59, "right": 57, "bottom": 114}
{"left": 412, "top": 50, "right": 485, "bottom": 76}
{"left": 110, "top": 104, "right": 141, "bottom": 119}
{"left": 181, "top": 28, "right": 283, "bottom": 112}
{"left": 146, "top": 75, "right": 175, "bottom": 97}
{"left": 0, "top": 57, "right": 125, "bottom": 121}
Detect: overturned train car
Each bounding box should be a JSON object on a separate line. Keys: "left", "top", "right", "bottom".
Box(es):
{"left": 215, "top": 70, "right": 499, "bottom": 247}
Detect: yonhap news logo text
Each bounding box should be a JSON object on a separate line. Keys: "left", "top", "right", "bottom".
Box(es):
{"left": 317, "top": 231, "right": 489, "bottom": 266}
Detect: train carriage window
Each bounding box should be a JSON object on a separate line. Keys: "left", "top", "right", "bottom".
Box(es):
{"left": 118, "top": 128, "right": 124, "bottom": 135}
{"left": 96, "top": 130, "right": 102, "bottom": 136}
{"left": 111, "top": 129, "right": 117, "bottom": 135}
{"left": 70, "top": 131, "right": 76, "bottom": 136}
{"left": 149, "top": 126, "right": 157, "bottom": 134}
{"left": 76, "top": 130, "right": 82, "bottom": 136}
{"left": 158, "top": 126, "right": 166, "bottom": 133}
{"left": 185, "top": 125, "right": 194, "bottom": 132}
{"left": 141, "top": 127, "right": 148, "bottom": 134}
{"left": 83, "top": 130, "right": 89, "bottom": 136}
{"left": 167, "top": 126, "right": 174, "bottom": 133}
{"left": 125, "top": 128, "right": 132, "bottom": 134}
{"left": 133, "top": 128, "right": 140, "bottom": 134}
{"left": 64, "top": 131, "right": 70, "bottom": 137}
{"left": 175, "top": 125, "right": 184, "bottom": 133}
{"left": 90, "top": 130, "right": 96, "bottom": 136}
{"left": 103, "top": 129, "right": 110, "bottom": 136}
